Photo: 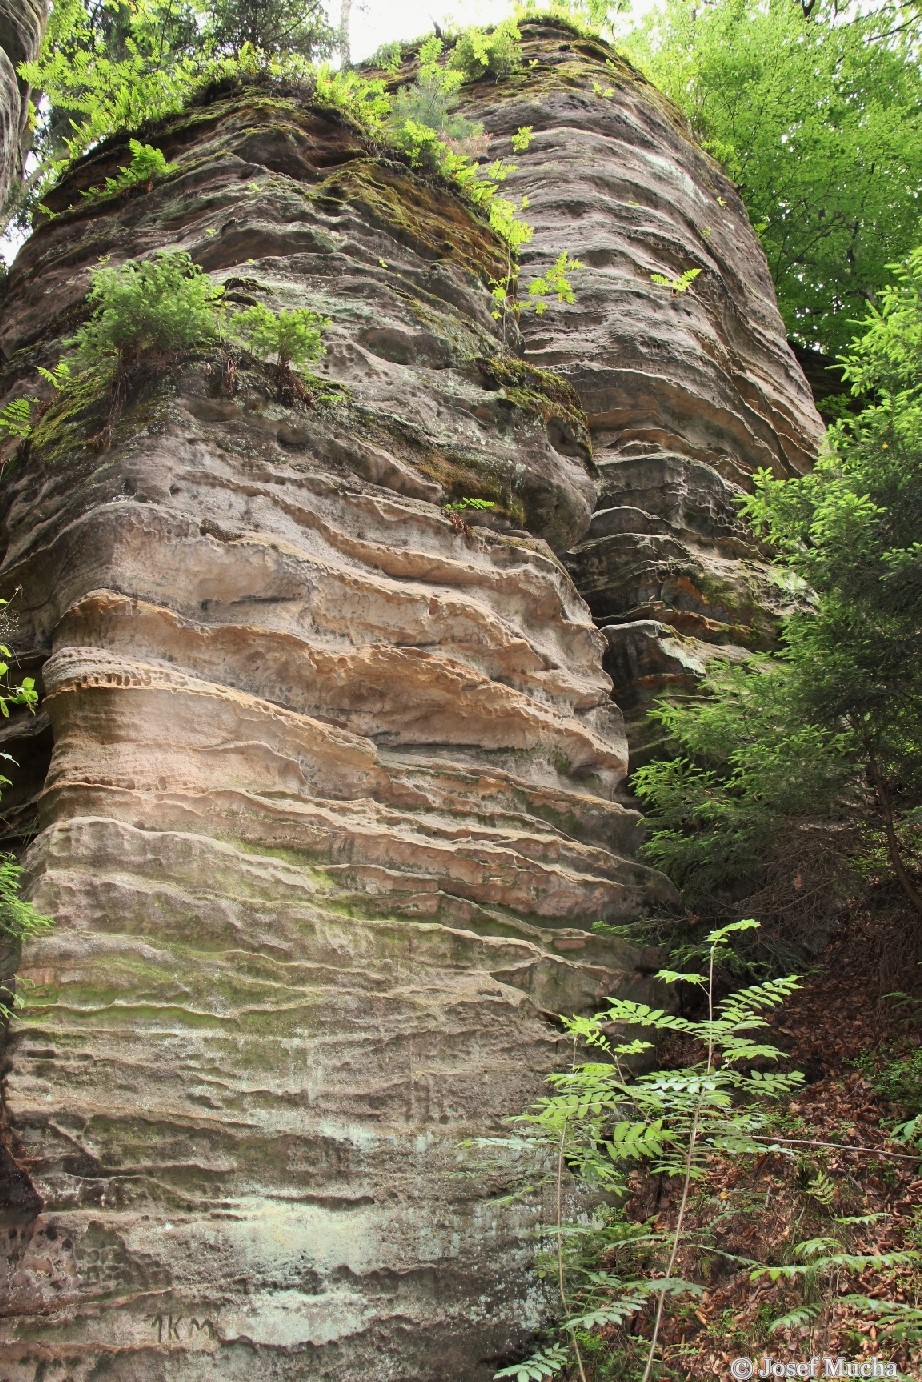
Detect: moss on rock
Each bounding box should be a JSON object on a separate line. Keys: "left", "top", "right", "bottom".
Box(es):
{"left": 475, "top": 354, "right": 592, "bottom": 460}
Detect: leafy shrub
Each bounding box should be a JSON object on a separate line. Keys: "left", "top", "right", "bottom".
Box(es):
{"left": 490, "top": 251, "right": 584, "bottom": 344}
{"left": 391, "top": 84, "right": 481, "bottom": 145}
{"left": 450, "top": 20, "right": 523, "bottom": 81}
{"left": 81, "top": 140, "right": 177, "bottom": 204}
{"left": 65, "top": 251, "right": 332, "bottom": 400}
{"left": 69, "top": 250, "right": 226, "bottom": 374}
{"left": 314, "top": 64, "right": 391, "bottom": 134}
{"left": 523, "top": 250, "right": 584, "bottom": 315}
{"left": 368, "top": 39, "right": 404, "bottom": 74}
{"left": 229, "top": 303, "right": 328, "bottom": 374}
{"left": 444, "top": 498, "right": 495, "bottom": 513}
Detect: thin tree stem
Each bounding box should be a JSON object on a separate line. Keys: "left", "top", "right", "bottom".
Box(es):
{"left": 555, "top": 1120, "right": 588, "bottom": 1382}
{"left": 641, "top": 942, "right": 717, "bottom": 1382}
{"left": 749, "top": 1134, "right": 922, "bottom": 1161}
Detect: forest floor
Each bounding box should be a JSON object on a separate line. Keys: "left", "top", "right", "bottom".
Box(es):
{"left": 579, "top": 897, "right": 922, "bottom": 1381}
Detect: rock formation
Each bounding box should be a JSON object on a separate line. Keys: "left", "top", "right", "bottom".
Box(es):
{"left": 0, "top": 0, "right": 46, "bottom": 217}
{"left": 464, "top": 22, "right": 823, "bottom": 754}
{"left": 0, "top": 22, "right": 821, "bottom": 1379}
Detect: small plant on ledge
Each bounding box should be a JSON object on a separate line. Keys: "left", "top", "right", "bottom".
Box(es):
{"left": 443, "top": 496, "right": 496, "bottom": 537}
{"left": 5, "top": 253, "right": 332, "bottom": 464}
{"left": 80, "top": 140, "right": 177, "bottom": 205}
{"left": 650, "top": 265, "right": 702, "bottom": 295}
{"left": 229, "top": 302, "right": 330, "bottom": 397}
{"left": 490, "top": 250, "right": 585, "bottom": 345}
{"left": 69, "top": 250, "right": 227, "bottom": 380}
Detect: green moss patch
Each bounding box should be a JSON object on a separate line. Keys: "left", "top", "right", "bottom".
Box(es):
{"left": 475, "top": 354, "right": 592, "bottom": 459}
{"left": 312, "top": 158, "right": 506, "bottom": 284}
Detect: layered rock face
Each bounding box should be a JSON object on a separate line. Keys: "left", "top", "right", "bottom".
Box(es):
{"left": 0, "top": 0, "right": 46, "bottom": 216}
{"left": 465, "top": 22, "right": 824, "bottom": 752}
{"left": 0, "top": 84, "right": 669, "bottom": 1380}
{"left": 0, "top": 24, "right": 821, "bottom": 1380}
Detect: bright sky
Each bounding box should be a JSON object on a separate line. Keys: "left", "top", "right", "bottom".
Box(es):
{"left": 350, "top": 1, "right": 517, "bottom": 60}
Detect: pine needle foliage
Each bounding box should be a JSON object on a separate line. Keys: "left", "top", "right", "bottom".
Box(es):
{"left": 635, "top": 246, "right": 922, "bottom": 933}
{"left": 68, "top": 251, "right": 227, "bottom": 375}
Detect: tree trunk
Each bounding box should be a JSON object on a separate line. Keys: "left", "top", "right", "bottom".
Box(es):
{"left": 338, "top": 0, "right": 353, "bottom": 69}
{"left": 865, "top": 743, "right": 922, "bottom": 921}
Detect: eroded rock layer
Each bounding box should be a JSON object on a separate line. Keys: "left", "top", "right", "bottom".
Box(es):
{"left": 0, "top": 85, "right": 668, "bottom": 1380}
{"left": 464, "top": 21, "right": 824, "bottom": 751}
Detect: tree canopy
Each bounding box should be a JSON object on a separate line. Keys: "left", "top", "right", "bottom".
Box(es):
{"left": 621, "top": 0, "right": 922, "bottom": 356}
{"left": 18, "top": 0, "right": 334, "bottom": 172}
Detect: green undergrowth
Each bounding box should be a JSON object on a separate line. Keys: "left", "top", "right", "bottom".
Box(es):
{"left": 491, "top": 918, "right": 922, "bottom": 1381}
{"left": 28, "top": 53, "right": 534, "bottom": 254}
{"left": 0, "top": 250, "right": 346, "bottom": 473}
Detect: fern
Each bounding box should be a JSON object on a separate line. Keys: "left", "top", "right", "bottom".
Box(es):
{"left": 769, "top": 1303, "right": 821, "bottom": 1332}
{"left": 650, "top": 266, "right": 703, "bottom": 293}
{"left": 757, "top": 1234, "right": 921, "bottom": 1338}
{"left": 0, "top": 397, "right": 34, "bottom": 440}
{"left": 36, "top": 361, "right": 72, "bottom": 391}
{"left": 495, "top": 920, "right": 804, "bottom": 1379}
{"left": 806, "top": 1168, "right": 837, "bottom": 1207}
{"left": 494, "top": 1342, "right": 568, "bottom": 1380}
{"left": 80, "top": 140, "right": 177, "bottom": 204}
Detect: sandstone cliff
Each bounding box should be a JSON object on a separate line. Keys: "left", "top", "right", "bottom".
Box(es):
{"left": 0, "top": 0, "right": 46, "bottom": 218}
{"left": 0, "top": 23, "right": 821, "bottom": 1380}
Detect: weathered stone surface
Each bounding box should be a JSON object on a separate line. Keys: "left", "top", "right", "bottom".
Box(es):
{"left": 0, "top": 84, "right": 670, "bottom": 1379}
{"left": 0, "top": 22, "right": 824, "bottom": 1375}
{"left": 463, "top": 21, "right": 824, "bottom": 752}
{"left": 0, "top": 0, "right": 46, "bottom": 216}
